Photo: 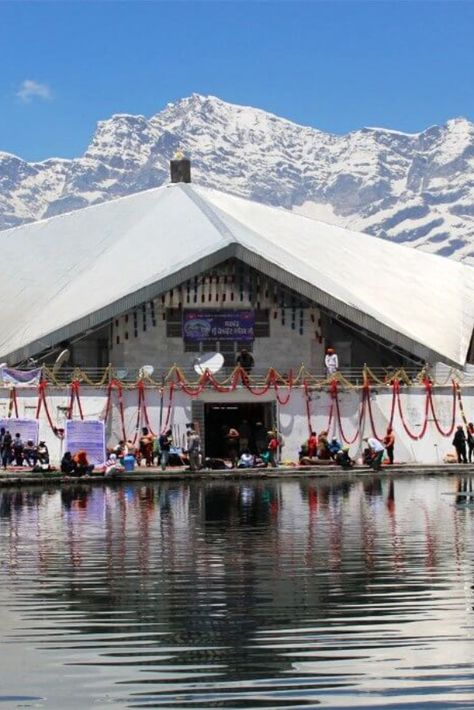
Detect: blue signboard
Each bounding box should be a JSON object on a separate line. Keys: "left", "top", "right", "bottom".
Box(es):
{"left": 65, "top": 420, "right": 106, "bottom": 466}
{"left": 183, "top": 310, "right": 254, "bottom": 341}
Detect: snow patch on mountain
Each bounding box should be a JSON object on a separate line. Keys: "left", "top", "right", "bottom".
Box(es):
{"left": 1, "top": 94, "right": 473, "bottom": 261}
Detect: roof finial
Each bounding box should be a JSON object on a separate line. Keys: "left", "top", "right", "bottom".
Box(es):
{"left": 170, "top": 150, "right": 191, "bottom": 184}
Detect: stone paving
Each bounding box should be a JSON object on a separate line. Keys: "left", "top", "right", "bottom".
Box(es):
{"left": 0, "top": 462, "right": 473, "bottom": 486}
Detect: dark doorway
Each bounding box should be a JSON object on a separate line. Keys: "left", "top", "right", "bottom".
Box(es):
{"left": 204, "top": 402, "right": 274, "bottom": 458}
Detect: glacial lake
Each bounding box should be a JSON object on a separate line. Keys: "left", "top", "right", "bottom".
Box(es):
{"left": 0, "top": 474, "right": 473, "bottom": 709}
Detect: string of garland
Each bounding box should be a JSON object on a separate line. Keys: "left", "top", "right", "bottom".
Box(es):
{"left": 333, "top": 382, "right": 367, "bottom": 445}
{"left": 3, "top": 375, "right": 465, "bottom": 445}
{"left": 103, "top": 380, "right": 127, "bottom": 441}
{"left": 303, "top": 377, "right": 459, "bottom": 445}
{"left": 131, "top": 382, "right": 157, "bottom": 443}
{"left": 7, "top": 388, "right": 19, "bottom": 418}
{"left": 426, "top": 379, "right": 457, "bottom": 437}
{"left": 67, "top": 381, "right": 84, "bottom": 420}
{"left": 35, "top": 382, "right": 63, "bottom": 437}
{"left": 161, "top": 382, "right": 174, "bottom": 433}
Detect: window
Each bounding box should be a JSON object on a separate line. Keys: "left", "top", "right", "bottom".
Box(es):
{"left": 254, "top": 309, "right": 270, "bottom": 337}
{"left": 184, "top": 342, "right": 200, "bottom": 353}
{"left": 166, "top": 308, "right": 183, "bottom": 337}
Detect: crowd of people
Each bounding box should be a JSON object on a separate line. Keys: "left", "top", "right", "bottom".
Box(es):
{"left": 298, "top": 427, "right": 397, "bottom": 471}
{"left": 5, "top": 415, "right": 474, "bottom": 478}
{"left": 451, "top": 423, "right": 474, "bottom": 463}
{"left": 106, "top": 424, "right": 284, "bottom": 472}
{"left": 0, "top": 428, "right": 51, "bottom": 471}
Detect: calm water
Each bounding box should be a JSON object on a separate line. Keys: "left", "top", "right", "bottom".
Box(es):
{"left": 0, "top": 475, "right": 474, "bottom": 709}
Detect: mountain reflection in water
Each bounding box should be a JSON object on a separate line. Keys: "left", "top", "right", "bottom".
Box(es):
{"left": 0, "top": 475, "right": 473, "bottom": 709}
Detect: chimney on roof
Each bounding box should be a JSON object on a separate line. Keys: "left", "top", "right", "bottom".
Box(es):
{"left": 170, "top": 151, "right": 191, "bottom": 183}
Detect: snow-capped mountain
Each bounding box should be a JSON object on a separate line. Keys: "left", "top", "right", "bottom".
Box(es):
{"left": 1, "top": 94, "right": 473, "bottom": 261}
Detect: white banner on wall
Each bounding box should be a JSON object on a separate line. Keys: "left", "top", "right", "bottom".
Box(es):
{"left": 0, "top": 418, "right": 40, "bottom": 444}
{"left": 65, "top": 420, "right": 106, "bottom": 466}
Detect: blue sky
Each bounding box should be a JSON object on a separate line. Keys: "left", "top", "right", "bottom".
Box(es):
{"left": 1, "top": 1, "right": 473, "bottom": 161}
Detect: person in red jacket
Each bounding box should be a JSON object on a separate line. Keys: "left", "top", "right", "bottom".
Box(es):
{"left": 383, "top": 427, "right": 395, "bottom": 464}
{"left": 307, "top": 431, "right": 318, "bottom": 458}
{"left": 267, "top": 431, "right": 279, "bottom": 468}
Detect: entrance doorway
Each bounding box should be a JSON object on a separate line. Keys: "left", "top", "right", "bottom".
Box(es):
{"left": 204, "top": 402, "right": 274, "bottom": 458}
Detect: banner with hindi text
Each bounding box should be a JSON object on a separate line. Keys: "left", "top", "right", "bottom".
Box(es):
{"left": 183, "top": 310, "right": 254, "bottom": 341}
{"left": 0, "top": 367, "right": 42, "bottom": 387}
{"left": 65, "top": 420, "right": 106, "bottom": 466}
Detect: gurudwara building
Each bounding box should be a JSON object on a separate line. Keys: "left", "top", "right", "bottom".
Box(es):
{"left": 1, "top": 158, "right": 474, "bottom": 464}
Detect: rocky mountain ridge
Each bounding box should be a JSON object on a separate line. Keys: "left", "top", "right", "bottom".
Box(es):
{"left": 1, "top": 94, "right": 473, "bottom": 261}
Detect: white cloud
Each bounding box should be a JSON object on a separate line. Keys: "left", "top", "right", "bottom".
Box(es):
{"left": 16, "top": 79, "right": 52, "bottom": 103}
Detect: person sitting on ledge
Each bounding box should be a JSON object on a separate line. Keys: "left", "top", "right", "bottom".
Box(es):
{"left": 61, "top": 451, "right": 76, "bottom": 475}
{"left": 114, "top": 440, "right": 126, "bottom": 460}
{"left": 23, "top": 440, "right": 38, "bottom": 467}
{"left": 307, "top": 431, "right": 318, "bottom": 458}
{"left": 328, "top": 437, "right": 342, "bottom": 459}
{"left": 73, "top": 450, "right": 94, "bottom": 477}
{"left": 335, "top": 446, "right": 354, "bottom": 470}
{"left": 31, "top": 441, "right": 51, "bottom": 472}
{"left": 37, "top": 441, "right": 50, "bottom": 465}
{"left": 238, "top": 450, "right": 255, "bottom": 468}
{"left": 103, "top": 453, "right": 124, "bottom": 477}
{"left": 317, "top": 431, "right": 331, "bottom": 459}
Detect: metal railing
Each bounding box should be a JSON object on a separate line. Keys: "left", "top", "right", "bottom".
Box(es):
{"left": 33, "top": 364, "right": 432, "bottom": 388}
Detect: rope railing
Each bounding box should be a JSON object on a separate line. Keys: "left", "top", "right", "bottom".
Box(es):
{"left": 0, "top": 372, "right": 467, "bottom": 443}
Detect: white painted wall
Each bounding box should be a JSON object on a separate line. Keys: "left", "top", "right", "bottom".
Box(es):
{"left": 0, "top": 384, "right": 469, "bottom": 465}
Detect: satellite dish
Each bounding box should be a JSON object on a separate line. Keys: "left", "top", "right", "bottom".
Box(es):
{"left": 52, "top": 349, "right": 70, "bottom": 375}
{"left": 193, "top": 352, "right": 224, "bottom": 376}
{"left": 115, "top": 368, "right": 129, "bottom": 380}
{"left": 139, "top": 365, "right": 154, "bottom": 378}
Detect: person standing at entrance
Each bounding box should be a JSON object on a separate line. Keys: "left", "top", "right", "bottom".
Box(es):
{"left": 186, "top": 424, "right": 201, "bottom": 471}
{"left": 324, "top": 348, "right": 339, "bottom": 377}
{"left": 239, "top": 420, "right": 250, "bottom": 451}
{"left": 383, "top": 427, "right": 395, "bottom": 464}
{"left": 226, "top": 427, "right": 240, "bottom": 467}
{"left": 453, "top": 425, "right": 467, "bottom": 463}
{"left": 255, "top": 422, "right": 266, "bottom": 455}
{"left": 139, "top": 427, "right": 154, "bottom": 467}
{"left": 363, "top": 437, "right": 385, "bottom": 471}
{"left": 267, "top": 431, "right": 279, "bottom": 468}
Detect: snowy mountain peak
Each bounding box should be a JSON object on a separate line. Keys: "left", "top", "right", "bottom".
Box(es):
{"left": 0, "top": 95, "right": 473, "bottom": 261}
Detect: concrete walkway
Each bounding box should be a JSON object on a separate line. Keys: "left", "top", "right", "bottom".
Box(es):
{"left": 0, "top": 462, "right": 473, "bottom": 486}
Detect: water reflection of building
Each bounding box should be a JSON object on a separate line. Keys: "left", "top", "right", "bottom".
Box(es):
{"left": 1, "top": 476, "right": 473, "bottom": 691}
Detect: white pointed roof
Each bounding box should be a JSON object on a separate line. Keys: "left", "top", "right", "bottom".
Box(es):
{"left": 1, "top": 182, "right": 473, "bottom": 366}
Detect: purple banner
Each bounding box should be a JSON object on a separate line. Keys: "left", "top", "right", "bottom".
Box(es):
{"left": 1, "top": 367, "right": 42, "bottom": 386}
{"left": 183, "top": 310, "right": 254, "bottom": 341}
{"left": 65, "top": 420, "right": 106, "bottom": 466}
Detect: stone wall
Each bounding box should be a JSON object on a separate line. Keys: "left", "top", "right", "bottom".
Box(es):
{"left": 111, "top": 303, "right": 325, "bottom": 373}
